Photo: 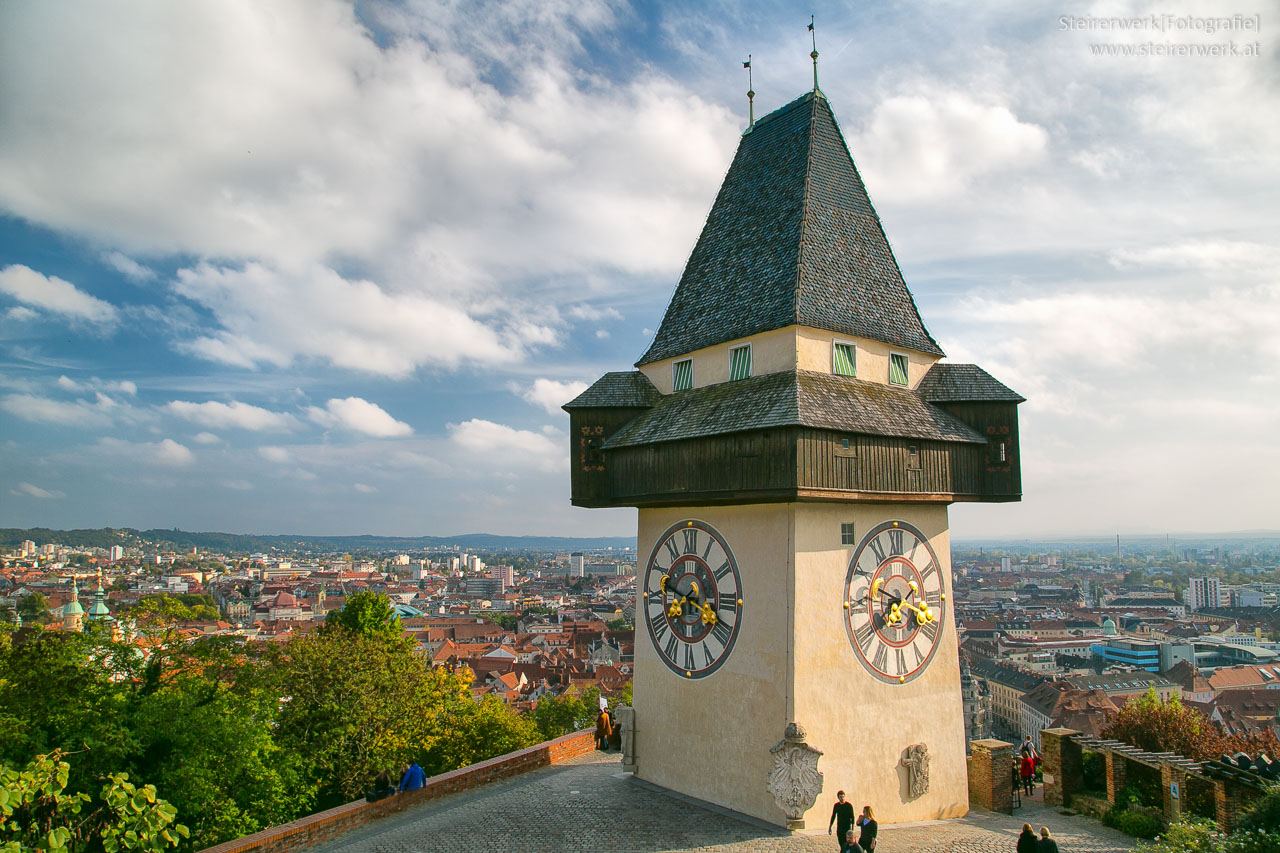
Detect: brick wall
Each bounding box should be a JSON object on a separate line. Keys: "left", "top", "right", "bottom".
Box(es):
{"left": 1039, "top": 728, "right": 1082, "bottom": 808}
{"left": 967, "top": 738, "right": 1013, "bottom": 814}
{"left": 198, "top": 730, "right": 596, "bottom": 853}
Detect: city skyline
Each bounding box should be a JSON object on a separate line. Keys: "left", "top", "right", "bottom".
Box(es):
{"left": 1, "top": 1, "right": 1277, "bottom": 538}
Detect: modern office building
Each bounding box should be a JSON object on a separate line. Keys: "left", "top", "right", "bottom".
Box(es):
{"left": 1186, "top": 576, "right": 1222, "bottom": 611}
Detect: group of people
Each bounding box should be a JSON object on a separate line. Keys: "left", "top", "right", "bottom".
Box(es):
{"left": 1018, "top": 735, "right": 1040, "bottom": 796}
{"left": 827, "top": 791, "right": 877, "bottom": 853}
{"left": 365, "top": 762, "right": 427, "bottom": 803}
{"left": 1017, "top": 824, "right": 1059, "bottom": 853}
{"left": 595, "top": 705, "right": 623, "bottom": 751}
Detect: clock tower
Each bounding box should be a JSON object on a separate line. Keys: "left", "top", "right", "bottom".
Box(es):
{"left": 565, "top": 87, "right": 1022, "bottom": 827}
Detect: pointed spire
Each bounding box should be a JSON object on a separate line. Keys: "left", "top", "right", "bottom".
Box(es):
{"left": 808, "top": 15, "right": 820, "bottom": 93}
{"left": 743, "top": 55, "right": 755, "bottom": 132}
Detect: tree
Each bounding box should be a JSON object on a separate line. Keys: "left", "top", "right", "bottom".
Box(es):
{"left": 16, "top": 594, "right": 51, "bottom": 625}
{"left": 323, "top": 591, "right": 402, "bottom": 641}
{"left": 0, "top": 751, "right": 188, "bottom": 853}
{"left": 1102, "top": 687, "right": 1280, "bottom": 762}
{"left": 606, "top": 617, "right": 632, "bottom": 631}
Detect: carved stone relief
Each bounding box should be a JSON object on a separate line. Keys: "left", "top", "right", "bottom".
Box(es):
{"left": 902, "top": 742, "right": 930, "bottom": 800}
{"left": 766, "top": 722, "right": 824, "bottom": 828}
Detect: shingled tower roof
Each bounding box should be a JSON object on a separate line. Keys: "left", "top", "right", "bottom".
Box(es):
{"left": 638, "top": 91, "right": 943, "bottom": 366}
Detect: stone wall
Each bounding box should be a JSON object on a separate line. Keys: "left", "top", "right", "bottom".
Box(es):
{"left": 198, "top": 730, "right": 596, "bottom": 853}
{"left": 967, "top": 739, "right": 1012, "bottom": 814}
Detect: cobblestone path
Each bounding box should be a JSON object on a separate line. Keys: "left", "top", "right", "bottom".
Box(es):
{"left": 306, "top": 751, "right": 1136, "bottom": 853}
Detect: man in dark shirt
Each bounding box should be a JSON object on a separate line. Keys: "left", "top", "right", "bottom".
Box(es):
{"left": 828, "top": 790, "right": 855, "bottom": 850}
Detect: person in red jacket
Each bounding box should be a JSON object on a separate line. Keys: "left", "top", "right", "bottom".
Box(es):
{"left": 1020, "top": 753, "right": 1036, "bottom": 796}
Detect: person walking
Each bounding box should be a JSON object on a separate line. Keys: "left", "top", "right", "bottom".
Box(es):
{"left": 1020, "top": 735, "right": 1038, "bottom": 759}
{"left": 595, "top": 706, "right": 613, "bottom": 750}
{"left": 828, "top": 790, "right": 855, "bottom": 851}
{"left": 399, "top": 762, "right": 425, "bottom": 792}
{"left": 1036, "top": 826, "right": 1059, "bottom": 853}
{"left": 1020, "top": 752, "right": 1036, "bottom": 796}
{"left": 856, "top": 805, "right": 878, "bottom": 853}
{"left": 1016, "top": 823, "right": 1038, "bottom": 853}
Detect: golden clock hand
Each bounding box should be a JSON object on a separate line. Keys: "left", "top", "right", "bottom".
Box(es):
{"left": 698, "top": 601, "right": 718, "bottom": 626}
{"left": 688, "top": 580, "right": 700, "bottom": 599}
{"left": 899, "top": 600, "right": 935, "bottom": 622}
{"left": 668, "top": 596, "right": 686, "bottom": 620}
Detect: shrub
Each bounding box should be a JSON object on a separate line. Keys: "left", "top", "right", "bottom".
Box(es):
{"left": 1104, "top": 806, "right": 1164, "bottom": 839}
{"left": 1136, "top": 817, "right": 1217, "bottom": 853}
{"left": 1236, "top": 787, "right": 1280, "bottom": 833}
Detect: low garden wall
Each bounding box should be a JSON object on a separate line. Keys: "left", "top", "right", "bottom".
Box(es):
{"left": 198, "top": 730, "right": 596, "bottom": 853}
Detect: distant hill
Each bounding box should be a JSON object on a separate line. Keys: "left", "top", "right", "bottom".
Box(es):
{"left": 0, "top": 527, "right": 636, "bottom": 554}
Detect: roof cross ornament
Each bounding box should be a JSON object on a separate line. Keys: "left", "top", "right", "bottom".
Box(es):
{"left": 808, "top": 15, "right": 820, "bottom": 93}
{"left": 744, "top": 55, "right": 755, "bottom": 132}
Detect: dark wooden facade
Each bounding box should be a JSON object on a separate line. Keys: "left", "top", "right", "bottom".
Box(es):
{"left": 568, "top": 405, "right": 1021, "bottom": 509}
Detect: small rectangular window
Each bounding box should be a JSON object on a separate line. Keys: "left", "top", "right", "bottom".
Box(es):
{"left": 832, "top": 342, "right": 856, "bottom": 377}
{"left": 889, "top": 352, "right": 909, "bottom": 386}
{"left": 841, "top": 523, "right": 856, "bottom": 546}
{"left": 729, "top": 344, "right": 752, "bottom": 381}
{"left": 672, "top": 359, "right": 693, "bottom": 392}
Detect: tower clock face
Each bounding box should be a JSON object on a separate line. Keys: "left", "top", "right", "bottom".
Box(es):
{"left": 843, "top": 521, "right": 945, "bottom": 684}
{"left": 641, "top": 520, "right": 744, "bottom": 679}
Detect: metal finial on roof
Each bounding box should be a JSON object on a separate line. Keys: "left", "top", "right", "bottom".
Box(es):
{"left": 808, "top": 15, "right": 820, "bottom": 92}
{"left": 744, "top": 55, "right": 755, "bottom": 132}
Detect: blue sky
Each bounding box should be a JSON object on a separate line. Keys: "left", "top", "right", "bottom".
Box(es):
{"left": 1, "top": 0, "right": 1276, "bottom": 538}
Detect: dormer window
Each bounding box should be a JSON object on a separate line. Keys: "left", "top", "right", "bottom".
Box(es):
{"left": 672, "top": 358, "right": 693, "bottom": 392}
{"left": 729, "top": 343, "right": 752, "bottom": 381}
{"left": 832, "top": 341, "right": 856, "bottom": 377}
{"left": 889, "top": 352, "right": 909, "bottom": 386}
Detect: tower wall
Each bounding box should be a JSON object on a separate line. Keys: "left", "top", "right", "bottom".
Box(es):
{"left": 634, "top": 502, "right": 968, "bottom": 826}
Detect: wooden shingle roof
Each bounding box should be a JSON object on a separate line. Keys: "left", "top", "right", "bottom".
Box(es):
{"left": 603, "top": 370, "right": 985, "bottom": 448}
{"left": 563, "top": 371, "right": 661, "bottom": 409}
{"left": 638, "top": 91, "right": 943, "bottom": 366}
{"left": 917, "top": 363, "right": 1025, "bottom": 403}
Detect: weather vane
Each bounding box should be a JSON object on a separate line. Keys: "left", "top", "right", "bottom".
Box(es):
{"left": 744, "top": 55, "right": 755, "bottom": 131}
{"left": 808, "top": 15, "right": 820, "bottom": 92}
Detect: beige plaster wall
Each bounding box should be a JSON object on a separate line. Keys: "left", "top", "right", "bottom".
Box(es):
{"left": 795, "top": 327, "right": 939, "bottom": 389}
{"left": 634, "top": 504, "right": 794, "bottom": 822}
{"left": 633, "top": 502, "right": 968, "bottom": 827}
{"left": 790, "top": 503, "right": 969, "bottom": 825}
{"left": 638, "top": 325, "right": 940, "bottom": 393}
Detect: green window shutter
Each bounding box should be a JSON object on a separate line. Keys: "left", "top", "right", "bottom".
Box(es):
{"left": 889, "top": 353, "right": 909, "bottom": 386}
{"left": 729, "top": 345, "right": 752, "bottom": 381}
{"left": 672, "top": 359, "right": 693, "bottom": 391}
{"left": 833, "top": 343, "right": 856, "bottom": 377}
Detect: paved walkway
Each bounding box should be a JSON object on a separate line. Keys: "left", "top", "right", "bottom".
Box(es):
{"left": 307, "top": 751, "right": 1136, "bottom": 853}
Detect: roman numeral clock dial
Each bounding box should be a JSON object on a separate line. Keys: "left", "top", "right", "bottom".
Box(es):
{"left": 843, "top": 521, "right": 946, "bottom": 684}
{"left": 643, "top": 520, "right": 743, "bottom": 679}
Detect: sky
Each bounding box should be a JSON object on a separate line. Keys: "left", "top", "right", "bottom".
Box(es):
{"left": 0, "top": 0, "right": 1276, "bottom": 539}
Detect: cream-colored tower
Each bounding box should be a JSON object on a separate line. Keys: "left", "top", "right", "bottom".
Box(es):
{"left": 565, "top": 88, "right": 1023, "bottom": 827}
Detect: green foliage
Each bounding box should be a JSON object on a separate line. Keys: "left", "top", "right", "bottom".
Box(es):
{"left": 1104, "top": 806, "right": 1164, "bottom": 839}
{"left": 1137, "top": 817, "right": 1280, "bottom": 853}
{"left": 323, "top": 591, "right": 403, "bottom": 641}
{"left": 1236, "top": 787, "right": 1280, "bottom": 832}
{"left": 15, "top": 595, "right": 51, "bottom": 625}
{"left": 130, "top": 595, "right": 218, "bottom": 623}
{"left": 423, "top": 696, "right": 540, "bottom": 772}
{"left": 605, "top": 617, "right": 632, "bottom": 631}
{"left": 0, "top": 751, "right": 187, "bottom": 853}
{"left": 485, "top": 612, "right": 520, "bottom": 631}
{"left": 530, "top": 685, "right": 627, "bottom": 741}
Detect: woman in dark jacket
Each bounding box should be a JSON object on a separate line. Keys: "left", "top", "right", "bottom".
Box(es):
{"left": 1016, "top": 823, "right": 1038, "bottom": 853}
{"left": 1037, "top": 826, "right": 1060, "bottom": 853}
{"left": 856, "top": 806, "right": 877, "bottom": 852}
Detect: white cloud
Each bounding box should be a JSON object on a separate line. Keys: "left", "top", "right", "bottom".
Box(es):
{"left": 6, "top": 306, "right": 38, "bottom": 321}
{"left": 11, "top": 481, "right": 64, "bottom": 499}
{"left": 56, "top": 375, "right": 137, "bottom": 395}
{"left": 0, "top": 265, "right": 118, "bottom": 325}
{"left": 174, "top": 262, "right": 535, "bottom": 377}
{"left": 306, "top": 396, "right": 412, "bottom": 437}
{"left": 192, "top": 431, "right": 221, "bottom": 444}
{"left": 96, "top": 437, "right": 194, "bottom": 467}
{"left": 167, "top": 399, "right": 298, "bottom": 431}
{"left": 850, "top": 89, "right": 1047, "bottom": 202}
{"left": 220, "top": 479, "right": 254, "bottom": 490}
{"left": 0, "top": 393, "right": 115, "bottom": 426}
{"left": 101, "top": 251, "right": 156, "bottom": 282}
{"left": 516, "top": 378, "right": 589, "bottom": 416}
{"left": 448, "top": 418, "right": 565, "bottom": 472}
{"left": 259, "top": 446, "right": 292, "bottom": 464}
{"left": 353, "top": 482, "right": 376, "bottom": 493}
